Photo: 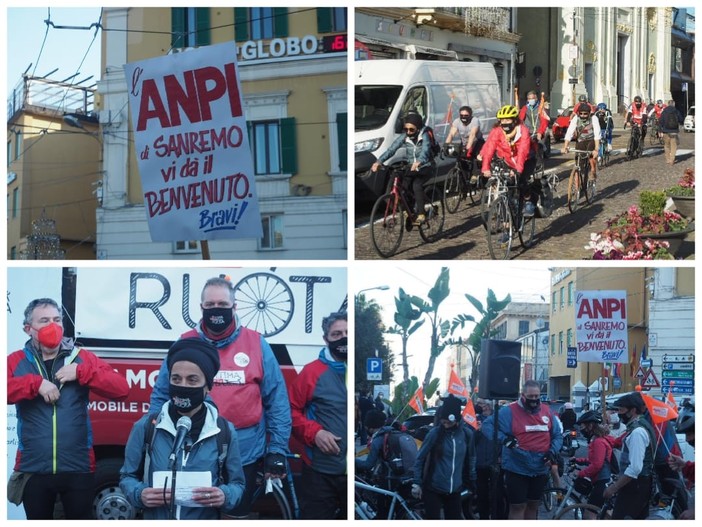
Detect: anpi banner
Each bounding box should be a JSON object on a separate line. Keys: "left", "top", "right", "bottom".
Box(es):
{"left": 124, "top": 42, "right": 262, "bottom": 242}
{"left": 575, "top": 290, "right": 628, "bottom": 363}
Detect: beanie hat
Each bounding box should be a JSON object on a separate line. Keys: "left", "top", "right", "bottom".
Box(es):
{"left": 613, "top": 393, "right": 644, "bottom": 413}
{"left": 439, "top": 395, "right": 462, "bottom": 423}
{"left": 167, "top": 337, "right": 220, "bottom": 389}
{"left": 365, "top": 410, "right": 387, "bottom": 430}
{"left": 404, "top": 112, "right": 424, "bottom": 129}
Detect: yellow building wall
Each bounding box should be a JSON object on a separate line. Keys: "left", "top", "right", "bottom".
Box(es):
{"left": 676, "top": 267, "right": 695, "bottom": 296}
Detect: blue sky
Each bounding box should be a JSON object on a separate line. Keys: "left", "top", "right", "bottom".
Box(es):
{"left": 6, "top": 7, "right": 102, "bottom": 95}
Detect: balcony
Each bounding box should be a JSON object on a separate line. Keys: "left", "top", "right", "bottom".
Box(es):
{"left": 8, "top": 76, "right": 95, "bottom": 123}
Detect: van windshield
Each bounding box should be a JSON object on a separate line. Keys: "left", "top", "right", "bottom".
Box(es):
{"left": 355, "top": 85, "right": 402, "bottom": 131}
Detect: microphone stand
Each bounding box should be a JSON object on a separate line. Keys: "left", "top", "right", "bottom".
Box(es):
{"left": 169, "top": 445, "right": 181, "bottom": 519}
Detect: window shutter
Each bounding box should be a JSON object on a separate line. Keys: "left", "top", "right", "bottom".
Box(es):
{"left": 171, "top": 8, "right": 186, "bottom": 48}
{"left": 273, "top": 8, "right": 288, "bottom": 38}
{"left": 317, "top": 8, "right": 333, "bottom": 33}
{"left": 234, "top": 8, "right": 249, "bottom": 42}
{"left": 336, "top": 112, "right": 347, "bottom": 171}
{"left": 280, "top": 117, "right": 297, "bottom": 175}
{"left": 196, "top": 8, "right": 211, "bottom": 46}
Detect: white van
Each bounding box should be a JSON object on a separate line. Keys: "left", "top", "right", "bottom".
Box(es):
{"left": 355, "top": 60, "right": 501, "bottom": 200}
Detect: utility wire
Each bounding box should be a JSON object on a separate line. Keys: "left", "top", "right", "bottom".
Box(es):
{"left": 30, "top": 8, "right": 51, "bottom": 78}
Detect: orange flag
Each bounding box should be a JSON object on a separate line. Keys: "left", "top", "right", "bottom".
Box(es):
{"left": 642, "top": 393, "right": 679, "bottom": 424}
{"left": 408, "top": 386, "right": 425, "bottom": 414}
{"left": 462, "top": 399, "right": 479, "bottom": 430}
{"left": 448, "top": 369, "right": 469, "bottom": 398}
{"left": 666, "top": 390, "right": 678, "bottom": 413}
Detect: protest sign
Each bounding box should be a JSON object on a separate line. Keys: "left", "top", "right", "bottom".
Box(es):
{"left": 124, "top": 42, "right": 262, "bottom": 242}
{"left": 575, "top": 290, "right": 628, "bottom": 363}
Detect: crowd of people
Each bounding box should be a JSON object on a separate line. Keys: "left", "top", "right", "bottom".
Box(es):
{"left": 356, "top": 380, "right": 695, "bottom": 520}
{"left": 8, "top": 279, "right": 348, "bottom": 520}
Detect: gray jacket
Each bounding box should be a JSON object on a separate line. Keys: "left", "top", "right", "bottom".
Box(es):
{"left": 414, "top": 422, "right": 476, "bottom": 494}
{"left": 378, "top": 128, "right": 435, "bottom": 169}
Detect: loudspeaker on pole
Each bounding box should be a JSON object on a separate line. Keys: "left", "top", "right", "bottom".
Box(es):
{"left": 478, "top": 339, "right": 522, "bottom": 400}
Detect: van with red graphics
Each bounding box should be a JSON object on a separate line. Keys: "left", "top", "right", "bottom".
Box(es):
{"left": 7, "top": 267, "right": 347, "bottom": 519}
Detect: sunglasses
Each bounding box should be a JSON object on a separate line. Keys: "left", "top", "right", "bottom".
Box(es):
{"left": 404, "top": 126, "right": 417, "bottom": 132}
{"left": 578, "top": 113, "right": 590, "bottom": 117}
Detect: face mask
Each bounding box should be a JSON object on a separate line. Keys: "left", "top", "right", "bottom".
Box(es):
{"left": 35, "top": 323, "right": 64, "bottom": 349}
{"left": 501, "top": 123, "right": 516, "bottom": 133}
{"left": 202, "top": 307, "right": 233, "bottom": 333}
{"left": 619, "top": 410, "right": 633, "bottom": 425}
{"left": 475, "top": 406, "right": 484, "bottom": 416}
{"left": 527, "top": 99, "right": 538, "bottom": 107}
{"left": 581, "top": 428, "right": 593, "bottom": 440}
{"left": 328, "top": 336, "right": 347, "bottom": 356}
{"left": 169, "top": 384, "right": 206, "bottom": 413}
{"left": 460, "top": 115, "right": 471, "bottom": 123}
{"left": 635, "top": 103, "right": 642, "bottom": 109}
{"left": 521, "top": 396, "right": 540, "bottom": 411}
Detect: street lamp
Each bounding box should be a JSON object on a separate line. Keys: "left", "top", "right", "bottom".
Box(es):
{"left": 357, "top": 285, "right": 390, "bottom": 296}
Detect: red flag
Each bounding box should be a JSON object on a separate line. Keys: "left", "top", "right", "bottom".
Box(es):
{"left": 448, "top": 369, "right": 469, "bottom": 398}
{"left": 642, "top": 393, "right": 679, "bottom": 425}
{"left": 408, "top": 386, "right": 424, "bottom": 414}
{"left": 666, "top": 390, "right": 678, "bottom": 413}
{"left": 444, "top": 95, "right": 454, "bottom": 124}
{"left": 462, "top": 399, "right": 479, "bottom": 430}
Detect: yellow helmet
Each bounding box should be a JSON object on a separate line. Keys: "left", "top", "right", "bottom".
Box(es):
{"left": 496, "top": 105, "right": 519, "bottom": 119}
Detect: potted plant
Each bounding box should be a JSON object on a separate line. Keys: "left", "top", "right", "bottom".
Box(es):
{"left": 586, "top": 191, "right": 693, "bottom": 259}
{"left": 665, "top": 168, "right": 695, "bottom": 219}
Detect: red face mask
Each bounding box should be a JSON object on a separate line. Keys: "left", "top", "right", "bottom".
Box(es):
{"left": 35, "top": 323, "right": 64, "bottom": 349}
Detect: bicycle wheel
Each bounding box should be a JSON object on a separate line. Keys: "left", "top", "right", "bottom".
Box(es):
{"left": 369, "top": 192, "right": 404, "bottom": 258}
{"left": 626, "top": 134, "right": 635, "bottom": 161}
{"left": 555, "top": 502, "right": 603, "bottom": 520}
{"left": 567, "top": 168, "right": 581, "bottom": 213}
{"left": 585, "top": 175, "right": 596, "bottom": 204}
{"left": 443, "top": 167, "right": 463, "bottom": 214}
{"left": 547, "top": 173, "right": 559, "bottom": 198}
{"left": 541, "top": 487, "right": 571, "bottom": 519}
{"left": 419, "top": 185, "right": 445, "bottom": 243}
{"left": 519, "top": 210, "right": 536, "bottom": 248}
{"left": 480, "top": 177, "right": 499, "bottom": 226}
{"left": 233, "top": 273, "right": 295, "bottom": 337}
{"left": 252, "top": 478, "right": 293, "bottom": 519}
{"left": 486, "top": 197, "right": 513, "bottom": 260}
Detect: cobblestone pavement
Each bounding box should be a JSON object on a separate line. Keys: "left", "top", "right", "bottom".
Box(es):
{"left": 355, "top": 117, "right": 695, "bottom": 260}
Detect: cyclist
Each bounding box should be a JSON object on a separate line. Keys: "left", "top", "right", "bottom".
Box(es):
{"left": 624, "top": 95, "right": 648, "bottom": 145}
{"left": 604, "top": 393, "right": 656, "bottom": 519}
{"left": 647, "top": 99, "right": 667, "bottom": 139}
{"left": 562, "top": 103, "right": 601, "bottom": 181}
{"left": 445, "top": 105, "right": 484, "bottom": 184}
{"left": 481, "top": 105, "right": 540, "bottom": 219}
{"left": 519, "top": 91, "right": 550, "bottom": 162}
{"left": 572, "top": 410, "right": 617, "bottom": 519}
{"left": 595, "top": 103, "right": 614, "bottom": 152}
{"left": 371, "top": 112, "right": 435, "bottom": 225}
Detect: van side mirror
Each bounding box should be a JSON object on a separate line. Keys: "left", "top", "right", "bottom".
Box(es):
{"left": 394, "top": 117, "right": 403, "bottom": 134}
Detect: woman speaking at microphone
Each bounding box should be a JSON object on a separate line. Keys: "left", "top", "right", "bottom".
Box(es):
{"left": 120, "top": 338, "right": 245, "bottom": 519}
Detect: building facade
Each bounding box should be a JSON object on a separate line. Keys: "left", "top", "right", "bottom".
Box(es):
{"left": 7, "top": 77, "right": 99, "bottom": 259}
{"left": 97, "top": 7, "right": 347, "bottom": 259}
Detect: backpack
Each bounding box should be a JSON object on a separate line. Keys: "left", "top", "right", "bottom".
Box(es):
{"left": 423, "top": 126, "right": 441, "bottom": 159}
{"left": 664, "top": 110, "right": 678, "bottom": 130}
{"left": 139, "top": 413, "right": 231, "bottom": 486}
{"left": 608, "top": 448, "right": 620, "bottom": 475}
{"left": 382, "top": 430, "right": 418, "bottom": 476}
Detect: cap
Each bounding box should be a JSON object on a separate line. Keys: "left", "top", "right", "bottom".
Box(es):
{"left": 613, "top": 393, "right": 644, "bottom": 413}
{"left": 564, "top": 402, "right": 574, "bottom": 410}
{"left": 167, "top": 337, "right": 220, "bottom": 389}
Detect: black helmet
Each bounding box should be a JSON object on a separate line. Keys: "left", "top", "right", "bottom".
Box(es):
{"left": 577, "top": 410, "right": 603, "bottom": 426}
{"left": 578, "top": 94, "right": 588, "bottom": 103}
{"left": 676, "top": 403, "right": 694, "bottom": 434}
{"left": 634, "top": 95, "right": 643, "bottom": 103}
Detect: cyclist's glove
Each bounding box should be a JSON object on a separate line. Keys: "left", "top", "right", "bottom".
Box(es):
{"left": 544, "top": 452, "right": 558, "bottom": 465}
{"left": 264, "top": 452, "right": 287, "bottom": 477}
{"left": 411, "top": 484, "right": 422, "bottom": 499}
{"left": 503, "top": 436, "right": 519, "bottom": 449}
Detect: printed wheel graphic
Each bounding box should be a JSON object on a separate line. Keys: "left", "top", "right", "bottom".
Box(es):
{"left": 233, "top": 273, "right": 294, "bottom": 337}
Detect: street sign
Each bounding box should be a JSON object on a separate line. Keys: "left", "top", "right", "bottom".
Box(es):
{"left": 635, "top": 366, "right": 646, "bottom": 378}
{"left": 640, "top": 359, "right": 652, "bottom": 368}
{"left": 663, "top": 362, "right": 694, "bottom": 371}
{"left": 662, "top": 386, "right": 694, "bottom": 395}
{"left": 641, "top": 369, "right": 660, "bottom": 388}
{"left": 569, "top": 78, "right": 578, "bottom": 84}
{"left": 663, "top": 354, "right": 694, "bottom": 363}
{"left": 567, "top": 346, "right": 577, "bottom": 368}
{"left": 662, "top": 378, "right": 694, "bottom": 386}
{"left": 366, "top": 358, "right": 382, "bottom": 381}
{"left": 613, "top": 377, "right": 622, "bottom": 389}
{"left": 661, "top": 370, "right": 694, "bottom": 379}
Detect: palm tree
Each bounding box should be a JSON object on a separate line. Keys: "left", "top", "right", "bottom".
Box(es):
{"left": 387, "top": 288, "right": 425, "bottom": 384}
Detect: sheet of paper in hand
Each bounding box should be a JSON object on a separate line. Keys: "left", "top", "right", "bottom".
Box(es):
{"left": 153, "top": 471, "right": 211, "bottom": 507}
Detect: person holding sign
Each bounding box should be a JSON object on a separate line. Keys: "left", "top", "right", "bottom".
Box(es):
{"left": 120, "top": 338, "right": 245, "bottom": 519}
{"left": 149, "top": 276, "right": 291, "bottom": 518}
{"left": 7, "top": 298, "right": 130, "bottom": 519}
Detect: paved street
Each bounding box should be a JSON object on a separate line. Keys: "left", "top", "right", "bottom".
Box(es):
{"left": 355, "top": 117, "right": 695, "bottom": 260}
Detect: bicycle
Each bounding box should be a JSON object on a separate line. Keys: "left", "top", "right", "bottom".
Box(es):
{"left": 442, "top": 144, "right": 483, "bottom": 213}
{"left": 479, "top": 158, "right": 511, "bottom": 226}
{"left": 597, "top": 131, "right": 610, "bottom": 169}
{"left": 625, "top": 122, "right": 644, "bottom": 160}
{"left": 355, "top": 474, "right": 423, "bottom": 520}
{"left": 565, "top": 148, "right": 596, "bottom": 213}
{"left": 484, "top": 161, "right": 537, "bottom": 259}
{"left": 648, "top": 116, "right": 663, "bottom": 146}
{"left": 369, "top": 163, "right": 445, "bottom": 258}
{"left": 248, "top": 455, "right": 300, "bottom": 519}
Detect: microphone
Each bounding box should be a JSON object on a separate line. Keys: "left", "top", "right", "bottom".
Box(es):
{"left": 169, "top": 416, "right": 192, "bottom": 465}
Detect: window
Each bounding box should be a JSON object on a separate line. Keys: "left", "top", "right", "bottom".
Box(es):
{"left": 174, "top": 240, "right": 200, "bottom": 253}
{"left": 260, "top": 214, "right": 284, "bottom": 249}
{"left": 559, "top": 287, "right": 564, "bottom": 309}
{"left": 317, "top": 8, "right": 347, "bottom": 32}
{"left": 235, "top": 8, "right": 288, "bottom": 42}
{"left": 568, "top": 281, "right": 574, "bottom": 306}
{"left": 252, "top": 121, "right": 281, "bottom": 174}
{"left": 14, "top": 131, "right": 21, "bottom": 160}
{"left": 518, "top": 320, "right": 529, "bottom": 336}
{"left": 552, "top": 291, "right": 556, "bottom": 312}
{"left": 171, "top": 8, "right": 210, "bottom": 48}
{"left": 342, "top": 209, "right": 347, "bottom": 248}
{"left": 10, "top": 246, "right": 16, "bottom": 259}
{"left": 494, "top": 322, "right": 506, "bottom": 340}
{"left": 12, "top": 188, "right": 19, "bottom": 218}
{"left": 551, "top": 334, "right": 555, "bottom": 356}
{"left": 7, "top": 140, "right": 11, "bottom": 166}
{"left": 336, "top": 112, "right": 347, "bottom": 171}
{"left": 558, "top": 331, "right": 564, "bottom": 355}
{"left": 567, "top": 328, "right": 573, "bottom": 347}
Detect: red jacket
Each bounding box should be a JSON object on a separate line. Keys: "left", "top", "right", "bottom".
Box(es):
{"left": 481, "top": 123, "right": 532, "bottom": 174}
{"left": 575, "top": 435, "right": 616, "bottom": 481}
